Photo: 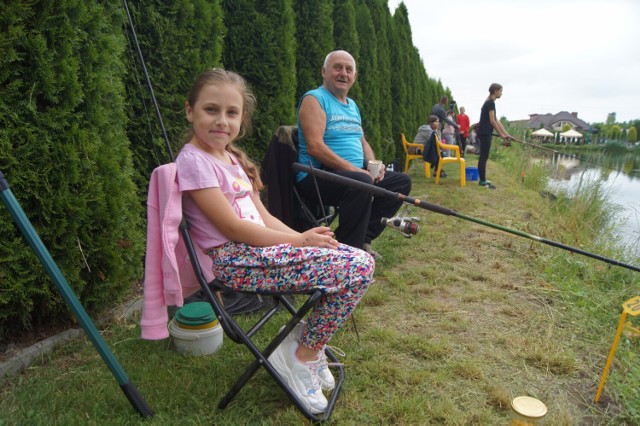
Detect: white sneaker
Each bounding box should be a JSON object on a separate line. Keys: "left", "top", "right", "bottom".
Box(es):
{"left": 278, "top": 322, "right": 337, "bottom": 391}
{"left": 268, "top": 339, "right": 328, "bottom": 414}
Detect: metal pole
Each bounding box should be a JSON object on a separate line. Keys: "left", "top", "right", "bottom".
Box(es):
{"left": 292, "top": 163, "right": 640, "bottom": 273}
{"left": 0, "top": 170, "right": 153, "bottom": 418}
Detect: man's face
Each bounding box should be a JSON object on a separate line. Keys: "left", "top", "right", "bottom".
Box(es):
{"left": 460, "top": 107, "right": 465, "bottom": 114}
{"left": 430, "top": 119, "right": 439, "bottom": 130}
{"left": 322, "top": 52, "right": 357, "bottom": 98}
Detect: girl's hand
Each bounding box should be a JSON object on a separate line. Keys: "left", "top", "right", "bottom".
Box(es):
{"left": 297, "top": 227, "right": 339, "bottom": 249}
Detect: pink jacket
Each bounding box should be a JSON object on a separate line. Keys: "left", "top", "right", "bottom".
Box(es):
{"left": 140, "top": 163, "right": 214, "bottom": 340}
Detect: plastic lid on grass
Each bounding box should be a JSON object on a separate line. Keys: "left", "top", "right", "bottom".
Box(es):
{"left": 175, "top": 302, "right": 216, "bottom": 326}
{"left": 511, "top": 396, "right": 547, "bottom": 419}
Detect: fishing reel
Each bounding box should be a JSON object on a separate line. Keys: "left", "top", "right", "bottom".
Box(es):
{"left": 381, "top": 206, "right": 420, "bottom": 238}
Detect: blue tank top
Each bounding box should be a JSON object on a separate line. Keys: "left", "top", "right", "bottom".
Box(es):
{"left": 296, "top": 86, "right": 364, "bottom": 181}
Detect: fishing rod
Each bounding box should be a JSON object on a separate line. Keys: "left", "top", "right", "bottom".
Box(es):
{"left": 494, "top": 134, "right": 621, "bottom": 172}
{"left": 123, "top": 0, "right": 174, "bottom": 161}
{"left": 292, "top": 163, "right": 640, "bottom": 273}
{"left": 0, "top": 171, "right": 154, "bottom": 417}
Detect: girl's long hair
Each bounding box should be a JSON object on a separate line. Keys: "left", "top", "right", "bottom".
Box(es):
{"left": 183, "top": 68, "right": 264, "bottom": 191}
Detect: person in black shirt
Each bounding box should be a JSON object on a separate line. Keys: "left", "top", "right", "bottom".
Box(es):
{"left": 476, "top": 83, "right": 512, "bottom": 189}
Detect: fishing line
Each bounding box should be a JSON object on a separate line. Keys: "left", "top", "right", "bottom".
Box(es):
{"left": 292, "top": 163, "right": 640, "bottom": 273}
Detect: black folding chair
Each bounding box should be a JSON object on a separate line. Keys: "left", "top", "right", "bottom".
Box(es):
{"left": 262, "top": 125, "right": 338, "bottom": 232}
{"left": 178, "top": 219, "right": 345, "bottom": 422}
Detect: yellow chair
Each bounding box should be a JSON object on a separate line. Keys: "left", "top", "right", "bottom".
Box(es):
{"left": 401, "top": 133, "right": 431, "bottom": 177}
{"left": 434, "top": 133, "right": 466, "bottom": 186}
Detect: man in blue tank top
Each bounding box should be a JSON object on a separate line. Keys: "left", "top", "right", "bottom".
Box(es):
{"left": 296, "top": 50, "right": 412, "bottom": 257}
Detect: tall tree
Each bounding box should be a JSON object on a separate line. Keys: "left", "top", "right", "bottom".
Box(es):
{"left": 366, "top": 0, "right": 394, "bottom": 161}
{"left": 223, "top": 0, "right": 296, "bottom": 160}
{"left": 0, "top": 0, "right": 143, "bottom": 335}
{"left": 389, "top": 3, "right": 413, "bottom": 153}
{"left": 123, "top": 0, "right": 224, "bottom": 192}
{"left": 332, "top": 0, "right": 362, "bottom": 101}
{"left": 293, "top": 0, "right": 334, "bottom": 103}
{"left": 354, "top": 0, "right": 381, "bottom": 156}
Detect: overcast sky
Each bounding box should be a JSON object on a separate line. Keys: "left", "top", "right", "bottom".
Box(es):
{"left": 387, "top": 0, "right": 640, "bottom": 125}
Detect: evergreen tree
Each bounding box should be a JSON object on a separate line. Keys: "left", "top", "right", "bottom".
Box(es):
{"left": 389, "top": 3, "right": 412, "bottom": 154}
{"left": 332, "top": 0, "right": 362, "bottom": 101}
{"left": 0, "top": 0, "right": 143, "bottom": 336}
{"left": 223, "top": 0, "right": 296, "bottom": 161}
{"left": 293, "top": 0, "right": 334, "bottom": 103}
{"left": 366, "top": 0, "right": 394, "bottom": 161}
{"left": 123, "top": 0, "right": 224, "bottom": 193}
{"left": 354, "top": 0, "right": 381, "bottom": 156}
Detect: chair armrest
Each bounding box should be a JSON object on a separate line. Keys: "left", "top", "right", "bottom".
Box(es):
{"left": 439, "top": 143, "right": 461, "bottom": 159}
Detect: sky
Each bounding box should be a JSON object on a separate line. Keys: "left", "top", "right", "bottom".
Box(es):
{"left": 387, "top": 0, "right": 640, "bottom": 125}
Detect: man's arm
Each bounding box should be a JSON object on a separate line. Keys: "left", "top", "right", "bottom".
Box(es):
{"left": 433, "top": 104, "right": 458, "bottom": 128}
{"left": 298, "top": 95, "right": 364, "bottom": 172}
{"left": 361, "top": 136, "right": 376, "bottom": 163}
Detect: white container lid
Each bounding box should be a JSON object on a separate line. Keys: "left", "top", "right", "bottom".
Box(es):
{"left": 511, "top": 396, "right": 548, "bottom": 418}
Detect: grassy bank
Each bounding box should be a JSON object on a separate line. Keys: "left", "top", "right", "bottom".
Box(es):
{"left": 1, "top": 145, "right": 638, "bottom": 425}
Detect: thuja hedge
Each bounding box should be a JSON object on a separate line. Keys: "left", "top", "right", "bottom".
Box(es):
{"left": 0, "top": 1, "right": 143, "bottom": 338}
{"left": 1, "top": 0, "right": 454, "bottom": 339}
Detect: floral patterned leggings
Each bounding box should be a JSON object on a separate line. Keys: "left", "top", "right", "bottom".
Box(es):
{"left": 206, "top": 242, "right": 375, "bottom": 350}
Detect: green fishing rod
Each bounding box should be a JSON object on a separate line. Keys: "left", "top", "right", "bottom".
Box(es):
{"left": 293, "top": 163, "right": 640, "bottom": 273}
{"left": 0, "top": 170, "right": 154, "bottom": 418}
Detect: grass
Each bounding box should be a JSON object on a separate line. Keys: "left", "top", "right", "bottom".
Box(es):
{"left": 1, "top": 145, "right": 639, "bottom": 425}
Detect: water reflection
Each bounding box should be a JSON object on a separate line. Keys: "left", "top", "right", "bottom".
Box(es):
{"left": 541, "top": 150, "right": 640, "bottom": 256}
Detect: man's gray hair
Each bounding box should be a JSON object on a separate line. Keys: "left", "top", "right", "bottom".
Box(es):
{"left": 323, "top": 50, "right": 357, "bottom": 71}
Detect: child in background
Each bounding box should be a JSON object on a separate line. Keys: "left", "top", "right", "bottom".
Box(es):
{"left": 175, "top": 69, "right": 374, "bottom": 414}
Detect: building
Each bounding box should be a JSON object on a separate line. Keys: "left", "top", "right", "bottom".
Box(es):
{"left": 510, "top": 111, "right": 596, "bottom": 143}
{"left": 511, "top": 111, "right": 593, "bottom": 133}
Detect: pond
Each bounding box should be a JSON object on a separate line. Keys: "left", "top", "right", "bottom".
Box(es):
{"left": 544, "top": 149, "right": 640, "bottom": 257}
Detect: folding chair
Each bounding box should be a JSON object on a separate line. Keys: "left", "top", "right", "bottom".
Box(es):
{"left": 178, "top": 219, "right": 345, "bottom": 422}
{"left": 262, "top": 125, "right": 338, "bottom": 231}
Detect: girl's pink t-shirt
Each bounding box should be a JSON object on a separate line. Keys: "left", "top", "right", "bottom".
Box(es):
{"left": 176, "top": 143, "right": 265, "bottom": 250}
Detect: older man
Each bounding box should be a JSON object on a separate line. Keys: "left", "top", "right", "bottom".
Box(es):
{"left": 295, "top": 50, "right": 412, "bottom": 257}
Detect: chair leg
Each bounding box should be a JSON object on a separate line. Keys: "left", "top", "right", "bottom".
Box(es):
{"left": 404, "top": 157, "right": 410, "bottom": 173}
{"left": 460, "top": 160, "right": 466, "bottom": 187}
{"left": 435, "top": 164, "right": 441, "bottom": 185}
{"left": 424, "top": 161, "right": 431, "bottom": 178}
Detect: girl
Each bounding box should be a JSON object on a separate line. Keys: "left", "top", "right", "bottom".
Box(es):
{"left": 175, "top": 69, "right": 374, "bottom": 414}
{"left": 476, "top": 83, "right": 512, "bottom": 189}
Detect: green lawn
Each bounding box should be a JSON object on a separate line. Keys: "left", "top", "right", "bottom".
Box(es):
{"left": 1, "top": 146, "right": 638, "bottom": 425}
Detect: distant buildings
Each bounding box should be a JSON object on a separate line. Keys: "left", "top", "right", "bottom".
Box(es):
{"left": 510, "top": 111, "right": 595, "bottom": 143}
{"left": 511, "top": 111, "right": 593, "bottom": 133}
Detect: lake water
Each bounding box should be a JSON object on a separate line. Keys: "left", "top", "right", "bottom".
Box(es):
{"left": 544, "top": 150, "right": 640, "bottom": 257}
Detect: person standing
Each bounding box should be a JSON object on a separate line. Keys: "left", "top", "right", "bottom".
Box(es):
{"left": 442, "top": 111, "right": 456, "bottom": 146}
{"left": 295, "top": 50, "right": 412, "bottom": 258}
{"left": 431, "top": 96, "right": 459, "bottom": 133}
{"left": 456, "top": 106, "right": 470, "bottom": 155}
{"left": 476, "top": 83, "right": 512, "bottom": 189}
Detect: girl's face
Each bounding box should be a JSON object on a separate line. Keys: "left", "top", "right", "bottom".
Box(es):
{"left": 186, "top": 83, "right": 244, "bottom": 152}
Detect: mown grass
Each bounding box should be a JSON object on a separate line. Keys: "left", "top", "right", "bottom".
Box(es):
{"left": 1, "top": 144, "right": 638, "bottom": 425}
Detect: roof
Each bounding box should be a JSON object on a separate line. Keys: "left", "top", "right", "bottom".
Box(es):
{"left": 524, "top": 111, "right": 592, "bottom": 132}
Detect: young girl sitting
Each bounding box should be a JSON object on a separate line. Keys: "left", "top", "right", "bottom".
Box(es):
{"left": 175, "top": 68, "right": 375, "bottom": 414}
